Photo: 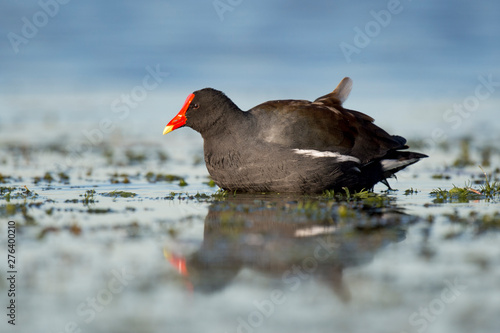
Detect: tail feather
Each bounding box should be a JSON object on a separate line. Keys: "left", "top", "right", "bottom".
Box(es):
{"left": 314, "top": 77, "right": 353, "bottom": 107}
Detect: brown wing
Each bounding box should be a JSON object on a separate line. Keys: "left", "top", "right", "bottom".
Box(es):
{"left": 247, "top": 78, "right": 405, "bottom": 164}
{"left": 249, "top": 100, "right": 348, "bottom": 151}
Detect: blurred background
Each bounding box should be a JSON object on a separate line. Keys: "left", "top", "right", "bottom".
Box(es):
{"left": 1, "top": 0, "right": 499, "bottom": 146}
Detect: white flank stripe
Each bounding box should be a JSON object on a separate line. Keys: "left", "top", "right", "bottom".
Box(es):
{"left": 292, "top": 149, "right": 360, "bottom": 163}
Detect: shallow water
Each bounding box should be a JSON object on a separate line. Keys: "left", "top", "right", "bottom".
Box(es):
{"left": 2, "top": 1, "right": 500, "bottom": 332}
{"left": 1, "top": 140, "right": 500, "bottom": 333}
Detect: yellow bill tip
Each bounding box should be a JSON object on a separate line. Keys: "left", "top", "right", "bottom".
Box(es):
{"left": 163, "top": 125, "right": 174, "bottom": 135}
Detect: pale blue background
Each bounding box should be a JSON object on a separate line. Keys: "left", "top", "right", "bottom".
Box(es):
{"left": 1, "top": 0, "right": 499, "bottom": 139}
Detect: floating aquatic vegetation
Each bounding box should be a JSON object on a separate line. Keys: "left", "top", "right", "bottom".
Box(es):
{"left": 322, "top": 188, "right": 393, "bottom": 208}
{"left": 0, "top": 173, "right": 22, "bottom": 184}
{"left": 431, "top": 174, "right": 451, "bottom": 180}
{"left": 110, "top": 173, "right": 131, "bottom": 184}
{"left": 431, "top": 167, "right": 500, "bottom": 203}
{"left": 404, "top": 188, "right": 418, "bottom": 195}
{"left": 102, "top": 190, "right": 137, "bottom": 198}
{"left": 452, "top": 138, "right": 475, "bottom": 168}
{"left": 125, "top": 149, "right": 147, "bottom": 165}
{"left": 145, "top": 172, "right": 188, "bottom": 187}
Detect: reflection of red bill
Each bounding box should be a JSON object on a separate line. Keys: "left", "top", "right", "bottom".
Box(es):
{"left": 163, "top": 248, "right": 193, "bottom": 292}
{"left": 163, "top": 248, "right": 189, "bottom": 276}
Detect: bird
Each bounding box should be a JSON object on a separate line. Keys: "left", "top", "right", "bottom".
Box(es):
{"left": 162, "top": 77, "right": 427, "bottom": 193}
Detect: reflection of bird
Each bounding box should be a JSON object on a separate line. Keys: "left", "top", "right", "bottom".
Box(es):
{"left": 163, "top": 78, "right": 427, "bottom": 193}
{"left": 163, "top": 194, "right": 410, "bottom": 301}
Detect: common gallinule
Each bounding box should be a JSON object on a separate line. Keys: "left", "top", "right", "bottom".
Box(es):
{"left": 163, "top": 78, "right": 427, "bottom": 193}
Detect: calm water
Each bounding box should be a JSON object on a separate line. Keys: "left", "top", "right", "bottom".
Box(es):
{"left": 1, "top": 1, "right": 500, "bottom": 333}
{"left": 1, "top": 145, "right": 500, "bottom": 333}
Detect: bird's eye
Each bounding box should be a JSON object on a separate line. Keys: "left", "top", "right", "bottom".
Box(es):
{"left": 192, "top": 103, "right": 199, "bottom": 109}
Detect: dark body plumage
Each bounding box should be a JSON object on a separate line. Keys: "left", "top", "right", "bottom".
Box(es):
{"left": 169, "top": 78, "right": 427, "bottom": 193}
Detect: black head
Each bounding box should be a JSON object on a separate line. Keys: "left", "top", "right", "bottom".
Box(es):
{"left": 163, "top": 88, "right": 240, "bottom": 136}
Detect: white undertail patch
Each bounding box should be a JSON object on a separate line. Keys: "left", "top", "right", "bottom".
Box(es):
{"left": 381, "top": 158, "right": 419, "bottom": 171}
{"left": 292, "top": 149, "right": 360, "bottom": 163}
{"left": 294, "top": 226, "right": 338, "bottom": 238}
